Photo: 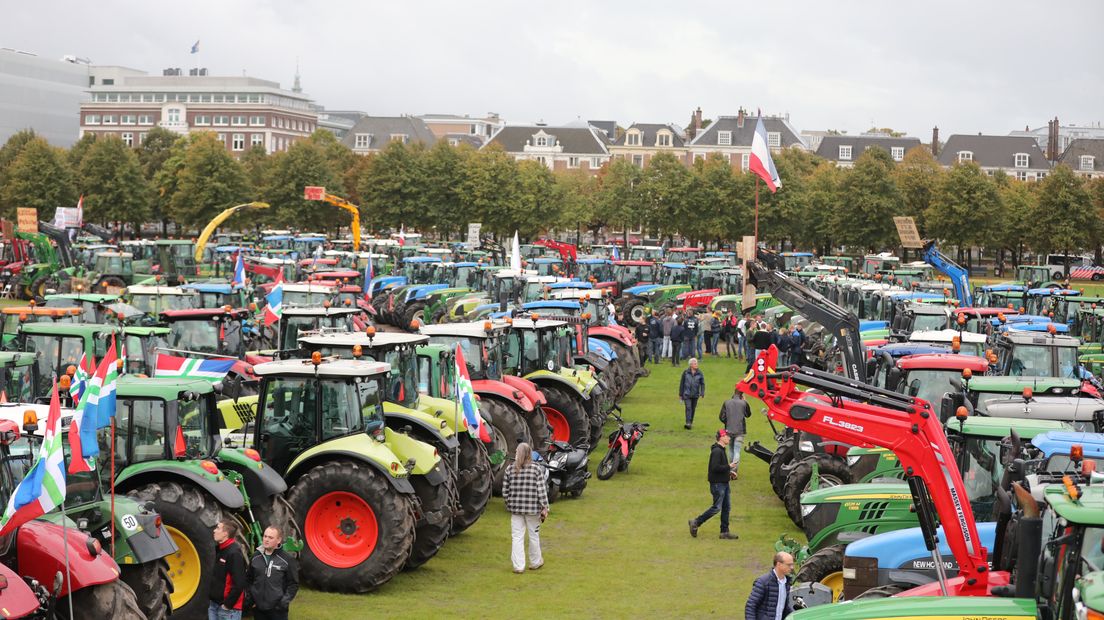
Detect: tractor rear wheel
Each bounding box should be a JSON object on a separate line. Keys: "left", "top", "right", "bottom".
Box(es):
{"left": 288, "top": 461, "right": 414, "bottom": 592}
{"left": 56, "top": 578, "right": 144, "bottom": 618}
{"left": 854, "top": 583, "right": 908, "bottom": 599}
{"left": 783, "top": 455, "right": 853, "bottom": 527}
{"left": 120, "top": 560, "right": 172, "bottom": 620}
{"left": 769, "top": 436, "right": 796, "bottom": 499}
{"left": 254, "top": 495, "right": 302, "bottom": 554}
{"left": 450, "top": 433, "right": 492, "bottom": 535}
{"left": 401, "top": 302, "right": 425, "bottom": 331}
{"left": 481, "top": 398, "right": 531, "bottom": 494}
{"left": 539, "top": 384, "right": 589, "bottom": 449}
{"left": 795, "top": 544, "right": 846, "bottom": 603}
{"left": 130, "top": 481, "right": 222, "bottom": 620}
{"left": 404, "top": 471, "right": 453, "bottom": 569}
{"left": 521, "top": 402, "right": 552, "bottom": 454}
{"left": 622, "top": 299, "right": 647, "bottom": 326}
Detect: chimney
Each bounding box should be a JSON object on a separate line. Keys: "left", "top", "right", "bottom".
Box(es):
{"left": 737, "top": 108, "right": 745, "bottom": 129}
{"left": 931, "top": 126, "right": 939, "bottom": 156}
{"left": 688, "top": 107, "right": 702, "bottom": 140}
{"left": 1047, "top": 116, "right": 1059, "bottom": 161}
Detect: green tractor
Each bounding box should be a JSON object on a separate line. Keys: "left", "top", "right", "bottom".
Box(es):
{"left": 43, "top": 292, "right": 125, "bottom": 323}
{"left": 87, "top": 251, "right": 142, "bottom": 292}
{"left": 152, "top": 239, "right": 199, "bottom": 284}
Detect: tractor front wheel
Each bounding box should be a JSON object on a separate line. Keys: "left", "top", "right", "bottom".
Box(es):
{"left": 55, "top": 578, "right": 144, "bottom": 618}
{"left": 405, "top": 472, "right": 453, "bottom": 569}
{"left": 289, "top": 461, "right": 414, "bottom": 592}
{"left": 795, "top": 544, "right": 846, "bottom": 603}
{"left": 622, "top": 299, "right": 647, "bottom": 326}
{"left": 450, "top": 433, "right": 492, "bottom": 535}
{"left": 119, "top": 560, "right": 172, "bottom": 620}
{"left": 130, "top": 481, "right": 223, "bottom": 620}
{"left": 481, "top": 399, "right": 531, "bottom": 494}
{"left": 769, "top": 435, "right": 796, "bottom": 499}
{"left": 254, "top": 494, "right": 302, "bottom": 554}
{"left": 539, "top": 384, "right": 589, "bottom": 449}
{"left": 783, "top": 455, "right": 853, "bottom": 527}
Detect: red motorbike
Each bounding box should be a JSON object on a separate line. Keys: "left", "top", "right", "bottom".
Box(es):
{"left": 597, "top": 410, "right": 648, "bottom": 480}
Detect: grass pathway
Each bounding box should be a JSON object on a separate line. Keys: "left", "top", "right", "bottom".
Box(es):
{"left": 295, "top": 353, "right": 801, "bottom": 617}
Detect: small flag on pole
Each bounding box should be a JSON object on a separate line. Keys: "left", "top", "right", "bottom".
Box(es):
{"left": 749, "top": 113, "right": 782, "bottom": 193}
{"left": 190, "top": 40, "right": 200, "bottom": 54}
{"left": 454, "top": 344, "right": 491, "bottom": 442}
{"left": 232, "top": 251, "right": 245, "bottom": 287}
{"left": 264, "top": 271, "right": 284, "bottom": 327}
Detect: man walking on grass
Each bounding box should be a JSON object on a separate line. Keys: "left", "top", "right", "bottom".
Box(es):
{"left": 689, "top": 429, "right": 738, "bottom": 540}
{"left": 678, "top": 357, "right": 705, "bottom": 429}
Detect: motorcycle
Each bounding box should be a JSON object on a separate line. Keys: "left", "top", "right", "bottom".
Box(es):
{"left": 597, "top": 412, "right": 649, "bottom": 480}
{"left": 539, "top": 440, "right": 591, "bottom": 502}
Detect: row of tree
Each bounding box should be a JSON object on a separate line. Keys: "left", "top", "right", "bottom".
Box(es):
{"left": 0, "top": 128, "right": 1102, "bottom": 260}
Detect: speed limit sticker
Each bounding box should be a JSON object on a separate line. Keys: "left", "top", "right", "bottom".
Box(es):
{"left": 121, "top": 515, "right": 140, "bottom": 531}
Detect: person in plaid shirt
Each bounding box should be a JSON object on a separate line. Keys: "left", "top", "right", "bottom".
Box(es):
{"left": 502, "top": 443, "right": 549, "bottom": 573}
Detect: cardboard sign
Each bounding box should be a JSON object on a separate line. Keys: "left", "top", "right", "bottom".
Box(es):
{"left": 1, "top": 219, "right": 13, "bottom": 241}
{"left": 17, "top": 208, "right": 37, "bottom": 234}
{"left": 304, "top": 186, "right": 326, "bottom": 201}
{"left": 466, "top": 223, "right": 482, "bottom": 248}
{"left": 740, "top": 235, "right": 757, "bottom": 311}
{"left": 893, "top": 216, "right": 923, "bottom": 249}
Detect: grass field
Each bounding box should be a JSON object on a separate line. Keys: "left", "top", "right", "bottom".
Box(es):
{"left": 294, "top": 354, "right": 800, "bottom": 618}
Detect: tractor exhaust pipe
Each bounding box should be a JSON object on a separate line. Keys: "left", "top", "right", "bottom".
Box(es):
{"left": 1014, "top": 517, "right": 1042, "bottom": 599}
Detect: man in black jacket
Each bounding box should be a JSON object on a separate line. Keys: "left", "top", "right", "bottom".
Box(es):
{"left": 209, "top": 518, "right": 247, "bottom": 619}
{"left": 688, "top": 430, "right": 738, "bottom": 539}
{"left": 246, "top": 526, "right": 299, "bottom": 620}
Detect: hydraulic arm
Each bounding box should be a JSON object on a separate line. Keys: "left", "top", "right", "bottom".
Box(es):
{"left": 921, "top": 240, "right": 973, "bottom": 307}
{"left": 739, "top": 347, "right": 991, "bottom": 596}
{"left": 534, "top": 238, "right": 578, "bottom": 262}
{"left": 311, "top": 192, "right": 361, "bottom": 252}
{"left": 747, "top": 255, "right": 867, "bottom": 382}
{"left": 37, "top": 220, "right": 74, "bottom": 269}
{"left": 193, "top": 201, "right": 271, "bottom": 262}
{"left": 80, "top": 222, "right": 116, "bottom": 243}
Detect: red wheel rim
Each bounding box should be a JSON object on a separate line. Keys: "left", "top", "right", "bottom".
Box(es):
{"left": 543, "top": 406, "right": 571, "bottom": 442}
{"left": 304, "top": 491, "right": 378, "bottom": 568}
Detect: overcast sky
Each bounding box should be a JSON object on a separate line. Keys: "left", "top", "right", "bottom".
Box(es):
{"left": 5, "top": 0, "right": 1102, "bottom": 139}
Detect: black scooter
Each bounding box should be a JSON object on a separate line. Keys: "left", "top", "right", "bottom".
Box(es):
{"left": 540, "top": 441, "right": 591, "bottom": 502}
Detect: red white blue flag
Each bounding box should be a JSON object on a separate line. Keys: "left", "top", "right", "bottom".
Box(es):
{"left": 749, "top": 114, "right": 781, "bottom": 193}
{"left": 453, "top": 344, "right": 491, "bottom": 442}
{"left": 232, "top": 251, "right": 246, "bottom": 287}
{"left": 264, "top": 270, "right": 284, "bottom": 327}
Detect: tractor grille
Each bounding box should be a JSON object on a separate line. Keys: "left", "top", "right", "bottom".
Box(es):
{"left": 231, "top": 401, "right": 256, "bottom": 424}
{"left": 842, "top": 555, "right": 879, "bottom": 600}
{"left": 857, "top": 501, "right": 889, "bottom": 523}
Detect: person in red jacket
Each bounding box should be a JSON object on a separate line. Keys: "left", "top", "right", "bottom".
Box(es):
{"left": 209, "top": 518, "right": 247, "bottom": 620}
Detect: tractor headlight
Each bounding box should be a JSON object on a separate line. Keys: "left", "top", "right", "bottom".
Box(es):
{"left": 799, "top": 440, "right": 814, "bottom": 453}
{"left": 847, "top": 455, "right": 862, "bottom": 466}
{"left": 842, "top": 568, "right": 856, "bottom": 580}
{"left": 801, "top": 504, "right": 817, "bottom": 517}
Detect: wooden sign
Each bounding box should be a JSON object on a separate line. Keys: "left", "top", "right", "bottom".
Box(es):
{"left": 304, "top": 186, "right": 326, "bottom": 201}
{"left": 740, "top": 235, "right": 757, "bottom": 311}
{"left": 1, "top": 219, "right": 13, "bottom": 240}
{"left": 893, "top": 216, "right": 923, "bottom": 249}
{"left": 16, "top": 208, "right": 37, "bottom": 234}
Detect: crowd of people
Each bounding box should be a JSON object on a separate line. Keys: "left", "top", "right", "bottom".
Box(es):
{"left": 633, "top": 307, "right": 808, "bottom": 368}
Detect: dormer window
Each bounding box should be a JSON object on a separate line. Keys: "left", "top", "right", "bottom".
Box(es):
{"left": 626, "top": 132, "right": 641, "bottom": 146}
{"left": 767, "top": 132, "right": 780, "bottom": 148}
{"left": 1081, "top": 155, "right": 1095, "bottom": 171}
{"left": 390, "top": 134, "right": 408, "bottom": 144}
{"left": 891, "top": 147, "right": 904, "bottom": 161}
{"left": 657, "top": 133, "right": 671, "bottom": 147}
{"left": 535, "top": 135, "right": 549, "bottom": 147}
{"left": 1014, "top": 153, "right": 1029, "bottom": 168}
{"left": 958, "top": 151, "right": 973, "bottom": 162}
{"left": 354, "top": 133, "right": 372, "bottom": 149}
{"left": 839, "top": 145, "right": 852, "bottom": 161}
{"left": 717, "top": 131, "right": 732, "bottom": 146}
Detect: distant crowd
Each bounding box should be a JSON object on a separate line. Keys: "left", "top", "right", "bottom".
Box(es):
{"left": 632, "top": 307, "right": 807, "bottom": 367}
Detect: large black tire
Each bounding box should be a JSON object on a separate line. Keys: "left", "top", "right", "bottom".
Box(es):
{"left": 516, "top": 400, "right": 552, "bottom": 454}
{"left": 854, "top": 583, "right": 908, "bottom": 600}
{"left": 130, "top": 481, "right": 222, "bottom": 620}
{"left": 401, "top": 302, "right": 426, "bottom": 331}
{"left": 450, "top": 433, "right": 492, "bottom": 535}
{"left": 56, "top": 579, "right": 144, "bottom": 619}
{"left": 621, "top": 299, "right": 648, "bottom": 326}
{"left": 606, "top": 340, "right": 640, "bottom": 393}
{"left": 287, "top": 461, "right": 415, "bottom": 592}
{"left": 538, "top": 384, "right": 590, "bottom": 449}
{"left": 253, "top": 495, "right": 302, "bottom": 553}
{"left": 119, "top": 560, "right": 172, "bottom": 620}
{"left": 769, "top": 435, "right": 797, "bottom": 499}
{"left": 596, "top": 446, "right": 621, "bottom": 480}
{"left": 795, "top": 544, "right": 846, "bottom": 603}
{"left": 481, "top": 398, "right": 532, "bottom": 494}
{"left": 404, "top": 470, "right": 453, "bottom": 569}
{"left": 783, "top": 455, "right": 853, "bottom": 527}
{"left": 430, "top": 306, "right": 448, "bottom": 324}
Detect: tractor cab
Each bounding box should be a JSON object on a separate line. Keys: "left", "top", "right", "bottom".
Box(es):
{"left": 994, "top": 330, "right": 1083, "bottom": 378}
{"left": 278, "top": 306, "right": 361, "bottom": 349}
{"left": 261, "top": 234, "right": 294, "bottom": 251}
{"left": 43, "top": 293, "right": 123, "bottom": 323}
{"left": 17, "top": 323, "right": 120, "bottom": 399}
{"left": 120, "top": 326, "right": 170, "bottom": 377}
{"left": 820, "top": 256, "right": 854, "bottom": 272}
{"left": 0, "top": 351, "right": 37, "bottom": 403}
{"left": 1017, "top": 264, "right": 1065, "bottom": 288}
{"left": 127, "top": 285, "right": 201, "bottom": 316}
{"left": 114, "top": 376, "right": 223, "bottom": 468}
{"left": 528, "top": 257, "right": 565, "bottom": 277}
{"left": 907, "top": 329, "right": 987, "bottom": 357}
{"left": 1025, "top": 287, "right": 1081, "bottom": 317}
{"left": 612, "top": 260, "right": 657, "bottom": 293}
{"left": 154, "top": 240, "right": 198, "bottom": 282}
{"left": 504, "top": 318, "right": 575, "bottom": 376}
{"left": 291, "top": 235, "right": 327, "bottom": 259}
{"left": 627, "top": 245, "right": 663, "bottom": 262}
{"left": 973, "top": 284, "right": 1028, "bottom": 310}
{"left": 665, "top": 247, "right": 702, "bottom": 264}
{"left": 160, "top": 308, "right": 252, "bottom": 359}
{"left": 861, "top": 253, "right": 899, "bottom": 275}
{"left": 890, "top": 300, "right": 952, "bottom": 338}
{"left": 1, "top": 306, "right": 83, "bottom": 345}
{"left": 279, "top": 283, "right": 336, "bottom": 308}
{"left": 402, "top": 256, "right": 442, "bottom": 284}
{"left": 953, "top": 307, "right": 1022, "bottom": 334}
{"left": 658, "top": 263, "right": 690, "bottom": 285}
{"left": 298, "top": 331, "right": 428, "bottom": 411}
{"left": 780, "top": 252, "right": 814, "bottom": 273}
{"left": 180, "top": 282, "right": 246, "bottom": 309}
{"left": 89, "top": 251, "right": 136, "bottom": 291}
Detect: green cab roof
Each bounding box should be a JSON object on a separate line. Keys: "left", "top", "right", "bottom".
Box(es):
{"left": 45, "top": 294, "right": 121, "bottom": 303}
{"left": 0, "top": 352, "right": 36, "bottom": 367}
{"left": 116, "top": 374, "right": 215, "bottom": 398}
{"left": 19, "top": 323, "right": 119, "bottom": 337}
{"left": 788, "top": 596, "right": 1037, "bottom": 620}
{"left": 946, "top": 415, "right": 1071, "bottom": 439}
{"left": 123, "top": 326, "right": 171, "bottom": 336}
{"left": 1045, "top": 483, "right": 1104, "bottom": 526}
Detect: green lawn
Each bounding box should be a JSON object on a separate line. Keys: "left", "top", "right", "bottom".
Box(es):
{"left": 293, "top": 354, "right": 801, "bottom": 617}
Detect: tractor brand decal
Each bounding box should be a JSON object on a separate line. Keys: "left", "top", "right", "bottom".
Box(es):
{"left": 822, "top": 416, "right": 863, "bottom": 434}
{"left": 121, "top": 514, "right": 140, "bottom": 531}
{"left": 905, "top": 558, "right": 958, "bottom": 570}
{"left": 942, "top": 466, "right": 974, "bottom": 548}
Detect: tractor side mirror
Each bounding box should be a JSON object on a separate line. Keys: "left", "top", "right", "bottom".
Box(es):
{"left": 907, "top": 378, "right": 921, "bottom": 398}
{"left": 940, "top": 391, "right": 965, "bottom": 423}
{"left": 886, "top": 366, "right": 903, "bottom": 391}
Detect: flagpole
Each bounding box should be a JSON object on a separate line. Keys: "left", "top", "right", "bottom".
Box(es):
{"left": 62, "top": 498, "right": 73, "bottom": 620}
{"left": 754, "top": 176, "right": 760, "bottom": 246}
{"left": 110, "top": 417, "right": 116, "bottom": 556}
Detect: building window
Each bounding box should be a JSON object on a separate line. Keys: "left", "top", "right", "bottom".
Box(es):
{"left": 536, "top": 156, "right": 548, "bottom": 167}
{"left": 217, "top": 133, "right": 226, "bottom": 143}
{"left": 657, "top": 133, "right": 671, "bottom": 147}
{"left": 167, "top": 108, "right": 181, "bottom": 123}
{"left": 121, "top": 132, "right": 133, "bottom": 147}
{"left": 232, "top": 116, "right": 247, "bottom": 126}
{"left": 591, "top": 157, "right": 601, "bottom": 168}
{"left": 232, "top": 134, "right": 245, "bottom": 151}
{"left": 214, "top": 115, "right": 229, "bottom": 126}
{"left": 839, "top": 145, "right": 852, "bottom": 161}
{"left": 891, "top": 146, "right": 904, "bottom": 161}
{"left": 102, "top": 115, "right": 117, "bottom": 125}
{"left": 1081, "top": 155, "right": 1095, "bottom": 171}
{"left": 354, "top": 134, "right": 371, "bottom": 149}
{"left": 102, "top": 78, "right": 114, "bottom": 85}
{"left": 1016, "top": 171, "right": 1028, "bottom": 181}
{"left": 631, "top": 154, "right": 644, "bottom": 168}
{"left": 741, "top": 153, "right": 750, "bottom": 170}
{"left": 693, "top": 153, "right": 705, "bottom": 163}
{"left": 199, "top": 94, "right": 211, "bottom": 103}
{"left": 194, "top": 115, "right": 210, "bottom": 126}
{"left": 469, "top": 124, "right": 478, "bottom": 135}
{"left": 535, "top": 136, "right": 548, "bottom": 147}
{"left": 250, "top": 116, "right": 265, "bottom": 127}
{"left": 717, "top": 131, "right": 732, "bottom": 146}
{"left": 121, "top": 114, "right": 136, "bottom": 125}
{"left": 568, "top": 156, "right": 579, "bottom": 168}
{"left": 251, "top": 134, "right": 264, "bottom": 148}
{"left": 85, "top": 115, "right": 100, "bottom": 125}
{"left": 390, "top": 134, "right": 407, "bottom": 144}
{"left": 1035, "top": 172, "right": 1047, "bottom": 180}
{"left": 138, "top": 115, "right": 154, "bottom": 125}
{"left": 138, "top": 132, "right": 147, "bottom": 145}
{"left": 767, "top": 132, "right": 780, "bottom": 148}
{"left": 1014, "top": 153, "right": 1029, "bottom": 168}
{"left": 958, "top": 151, "right": 973, "bottom": 162}
{"left": 626, "top": 132, "right": 641, "bottom": 146}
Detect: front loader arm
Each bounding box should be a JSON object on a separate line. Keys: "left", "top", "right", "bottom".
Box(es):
{"left": 747, "top": 259, "right": 867, "bottom": 382}
{"left": 194, "top": 201, "right": 270, "bottom": 262}
{"left": 922, "top": 240, "right": 973, "bottom": 307}
{"left": 321, "top": 195, "right": 361, "bottom": 252}
{"left": 739, "top": 346, "right": 990, "bottom": 596}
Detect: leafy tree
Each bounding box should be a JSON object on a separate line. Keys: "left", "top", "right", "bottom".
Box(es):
{"left": 309, "top": 130, "right": 356, "bottom": 180}
{"left": 991, "top": 177, "right": 1036, "bottom": 270}
{"left": 1088, "top": 177, "right": 1104, "bottom": 264}
{"left": 239, "top": 145, "right": 270, "bottom": 196}
{"left": 1030, "top": 165, "right": 1094, "bottom": 275}
{"left": 831, "top": 148, "right": 902, "bottom": 252}
{"left": 593, "top": 158, "right": 642, "bottom": 238}
{"left": 78, "top": 135, "right": 150, "bottom": 231}
{"left": 925, "top": 162, "right": 1000, "bottom": 264}
{"left": 512, "top": 160, "right": 561, "bottom": 239}
{"left": 458, "top": 145, "right": 520, "bottom": 239}
{"left": 421, "top": 141, "right": 471, "bottom": 238}
{"left": 637, "top": 152, "right": 691, "bottom": 238}
{"left": 357, "top": 141, "right": 427, "bottom": 230}
{"left": 554, "top": 169, "right": 599, "bottom": 244}
{"left": 264, "top": 138, "right": 344, "bottom": 231}
{"left": 152, "top": 140, "right": 188, "bottom": 234}
{"left": 801, "top": 162, "right": 844, "bottom": 255}
{"left": 688, "top": 154, "right": 750, "bottom": 247}
{"left": 866, "top": 127, "right": 905, "bottom": 138}
{"left": 0, "top": 129, "right": 39, "bottom": 214}
{"left": 137, "top": 128, "right": 181, "bottom": 180}
{"left": 0, "top": 137, "right": 76, "bottom": 221}
{"left": 342, "top": 154, "right": 373, "bottom": 207}
{"left": 169, "top": 132, "right": 250, "bottom": 230}
{"left": 758, "top": 148, "right": 820, "bottom": 248}
{"left": 894, "top": 147, "right": 942, "bottom": 233}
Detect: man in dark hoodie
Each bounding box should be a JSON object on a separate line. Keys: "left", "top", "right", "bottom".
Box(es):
{"left": 246, "top": 525, "right": 299, "bottom": 620}
{"left": 688, "top": 429, "right": 738, "bottom": 539}
{"left": 210, "top": 518, "right": 247, "bottom": 620}
{"left": 670, "top": 317, "right": 686, "bottom": 366}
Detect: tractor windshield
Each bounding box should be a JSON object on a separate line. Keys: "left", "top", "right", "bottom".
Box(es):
{"left": 94, "top": 254, "right": 132, "bottom": 276}
{"left": 282, "top": 290, "right": 332, "bottom": 306}
{"left": 948, "top": 434, "right": 1004, "bottom": 518}
{"left": 130, "top": 294, "right": 200, "bottom": 314}
{"left": 429, "top": 336, "right": 488, "bottom": 380}
{"left": 575, "top": 262, "right": 611, "bottom": 282}
{"left": 900, "top": 369, "right": 961, "bottom": 408}
{"left": 914, "top": 313, "right": 949, "bottom": 331}
{"left": 167, "top": 320, "right": 221, "bottom": 354}
{"left": 1008, "top": 344, "right": 1080, "bottom": 378}
{"left": 505, "top": 329, "right": 542, "bottom": 375}
{"left": 356, "top": 379, "right": 385, "bottom": 432}
{"left": 25, "top": 334, "right": 99, "bottom": 398}
{"left": 280, "top": 314, "right": 354, "bottom": 348}
{"left": 123, "top": 332, "right": 167, "bottom": 377}
{"left": 0, "top": 364, "right": 35, "bottom": 403}
{"left": 541, "top": 329, "right": 565, "bottom": 371}
{"left": 403, "top": 262, "right": 438, "bottom": 284}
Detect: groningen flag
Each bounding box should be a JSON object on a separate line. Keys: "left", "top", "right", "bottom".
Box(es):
{"left": 155, "top": 355, "right": 235, "bottom": 383}
{"left": 0, "top": 380, "right": 65, "bottom": 536}
{"left": 69, "top": 338, "right": 119, "bottom": 473}
{"left": 453, "top": 344, "right": 491, "bottom": 442}
{"left": 68, "top": 353, "right": 93, "bottom": 403}
{"left": 264, "top": 271, "right": 284, "bottom": 327}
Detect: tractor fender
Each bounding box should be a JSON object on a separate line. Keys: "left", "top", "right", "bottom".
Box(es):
{"left": 524, "top": 370, "right": 589, "bottom": 400}
{"left": 472, "top": 379, "right": 535, "bottom": 412}
{"left": 17, "top": 520, "right": 119, "bottom": 596}
{"left": 382, "top": 404, "right": 460, "bottom": 450}
{"left": 0, "top": 561, "right": 42, "bottom": 618}
{"left": 589, "top": 326, "right": 634, "bottom": 347}
{"left": 285, "top": 434, "right": 415, "bottom": 494}
{"left": 368, "top": 276, "right": 406, "bottom": 297}
{"left": 383, "top": 427, "right": 444, "bottom": 479}
{"left": 500, "top": 375, "right": 546, "bottom": 408}
{"left": 579, "top": 352, "right": 609, "bottom": 371}
{"left": 413, "top": 395, "right": 469, "bottom": 434}
{"left": 230, "top": 359, "right": 256, "bottom": 381}
{"left": 115, "top": 462, "right": 246, "bottom": 511}
{"left": 218, "top": 447, "right": 289, "bottom": 501}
